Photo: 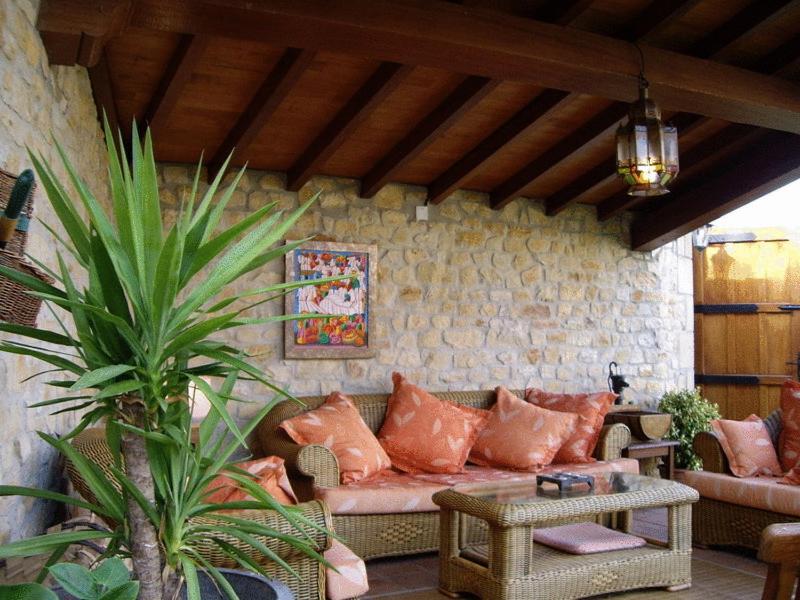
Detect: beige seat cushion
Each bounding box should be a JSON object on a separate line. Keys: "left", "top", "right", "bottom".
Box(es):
{"left": 317, "top": 459, "right": 639, "bottom": 515}
{"left": 677, "top": 469, "right": 800, "bottom": 517}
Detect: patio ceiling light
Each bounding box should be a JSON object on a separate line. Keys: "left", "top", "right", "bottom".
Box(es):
{"left": 615, "top": 46, "right": 679, "bottom": 197}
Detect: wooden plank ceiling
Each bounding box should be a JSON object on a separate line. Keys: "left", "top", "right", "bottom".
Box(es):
{"left": 37, "top": 0, "right": 800, "bottom": 251}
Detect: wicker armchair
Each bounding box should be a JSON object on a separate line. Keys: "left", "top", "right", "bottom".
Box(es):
{"left": 255, "top": 390, "right": 633, "bottom": 561}
{"left": 687, "top": 409, "right": 800, "bottom": 551}
{"left": 66, "top": 429, "right": 331, "bottom": 600}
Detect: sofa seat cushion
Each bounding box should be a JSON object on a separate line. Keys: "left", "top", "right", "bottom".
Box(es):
{"left": 317, "top": 458, "right": 639, "bottom": 515}
{"left": 677, "top": 469, "right": 800, "bottom": 517}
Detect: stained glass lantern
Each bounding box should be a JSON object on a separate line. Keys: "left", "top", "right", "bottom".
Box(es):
{"left": 615, "top": 78, "right": 679, "bottom": 196}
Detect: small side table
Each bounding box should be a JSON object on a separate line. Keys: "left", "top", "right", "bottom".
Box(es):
{"left": 623, "top": 439, "right": 681, "bottom": 480}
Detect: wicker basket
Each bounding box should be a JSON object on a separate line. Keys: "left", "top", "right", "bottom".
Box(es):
{"left": 0, "top": 168, "right": 53, "bottom": 327}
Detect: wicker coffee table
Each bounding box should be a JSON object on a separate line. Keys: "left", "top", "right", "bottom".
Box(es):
{"left": 432, "top": 472, "right": 699, "bottom": 600}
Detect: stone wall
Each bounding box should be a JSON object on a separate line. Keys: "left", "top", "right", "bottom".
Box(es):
{"left": 158, "top": 166, "right": 695, "bottom": 417}
{"left": 0, "top": 0, "right": 109, "bottom": 542}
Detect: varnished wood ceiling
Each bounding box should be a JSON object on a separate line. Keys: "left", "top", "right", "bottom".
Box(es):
{"left": 37, "top": 0, "right": 800, "bottom": 250}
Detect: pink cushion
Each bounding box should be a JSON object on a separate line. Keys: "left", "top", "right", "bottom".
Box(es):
{"left": 533, "top": 522, "right": 646, "bottom": 554}
{"left": 324, "top": 539, "right": 369, "bottom": 600}
{"left": 315, "top": 459, "right": 640, "bottom": 515}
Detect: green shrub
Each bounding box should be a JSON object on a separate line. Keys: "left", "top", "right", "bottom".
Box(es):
{"left": 658, "top": 388, "right": 720, "bottom": 470}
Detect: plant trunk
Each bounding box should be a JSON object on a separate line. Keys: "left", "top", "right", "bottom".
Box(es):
{"left": 121, "top": 401, "right": 164, "bottom": 600}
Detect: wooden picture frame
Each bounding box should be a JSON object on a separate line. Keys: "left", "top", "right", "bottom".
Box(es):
{"left": 284, "top": 240, "right": 377, "bottom": 359}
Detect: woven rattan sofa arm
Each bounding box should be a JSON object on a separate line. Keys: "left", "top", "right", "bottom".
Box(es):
{"left": 594, "top": 423, "right": 631, "bottom": 461}
{"left": 296, "top": 445, "right": 340, "bottom": 488}
{"left": 693, "top": 430, "right": 729, "bottom": 473}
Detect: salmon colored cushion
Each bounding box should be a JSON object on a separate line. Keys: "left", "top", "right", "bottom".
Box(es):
{"left": 780, "top": 465, "right": 800, "bottom": 485}
{"left": 712, "top": 414, "right": 782, "bottom": 477}
{"left": 470, "top": 387, "right": 578, "bottom": 471}
{"left": 779, "top": 380, "right": 800, "bottom": 472}
{"left": 525, "top": 388, "right": 616, "bottom": 463}
{"left": 324, "top": 539, "right": 369, "bottom": 600}
{"left": 205, "top": 457, "right": 297, "bottom": 506}
{"left": 377, "top": 372, "right": 490, "bottom": 474}
{"left": 533, "top": 522, "right": 646, "bottom": 554}
{"left": 280, "top": 391, "right": 392, "bottom": 484}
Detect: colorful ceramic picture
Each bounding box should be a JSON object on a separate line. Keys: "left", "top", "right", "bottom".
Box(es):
{"left": 284, "top": 241, "right": 377, "bottom": 359}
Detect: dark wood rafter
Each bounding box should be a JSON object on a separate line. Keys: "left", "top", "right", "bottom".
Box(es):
{"left": 687, "top": 0, "right": 793, "bottom": 58}
{"left": 490, "top": 104, "right": 628, "bottom": 210}
{"left": 100, "top": 0, "right": 800, "bottom": 132}
{"left": 360, "top": 76, "right": 499, "bottom": 198}
{"left": 427, "top": 89, "right": 570, "bottom": 205}
{"left": 750, "top": 33, "right": 800, "bottom": 74}
{"left": 87, "top": 50, "right": 120, "bottom": 135}
{"left": 287, "top": 62, "right": 413, "bottom": 192}
{"left": 208, "top": 48, "right": 315, "bottom": 181}
{"left": 597, "top": 123, "right": 759, "bottom": 221}
{"left": 37, "top": 0, "right": 132, "bottom": 67}
{"left": 631, "top": 131, "right": 800, "bottom": 251}
{"left": 617, "top": 0, "right": 703, "bottom": 42}
{"left": 143, "top": 34, "right": 209, "bottom": 135}
{"left": 534, "top": 0, "right": 594, "bottom": 25}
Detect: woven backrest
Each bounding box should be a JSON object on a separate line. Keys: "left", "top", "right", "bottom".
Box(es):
{"left": 261, "top": 388, "right": 524, "bottom": 438}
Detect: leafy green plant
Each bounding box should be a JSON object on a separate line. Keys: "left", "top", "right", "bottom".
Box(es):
{"left": 659, "top": 388, "right": 720, "bottom": 470}
{"left": 0, "top": 557, "right": 139, "bottom": 600}
{"left": 0, "top": 120, "right": 342, "bottom": 600}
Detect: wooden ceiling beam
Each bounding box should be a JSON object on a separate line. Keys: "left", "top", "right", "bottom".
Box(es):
{"left": 208, "top": 48, "right": 315, "bottom": 181}
{"left": 617, "top": 0, "right": 702, "bottom": 42}
{"left": 597, "top": 123, "right": 758, "bottom": 221}
{"left": 427, "top": 89, "right": 570, "bottom": 205}
{"left": 534, "top": 0, "right": 594, "bottom": 25}
{"left": 751, "top": 33, "right": 800, "bottom": 74}
{"left": 630, "top": 131, "right": 800, "bottom": 251}
{"left": 124, "top": 0, "right": 800, "bottom": 133}
{"left": 287, "top": 62, "right": 412, "bottom": 192}
{"left": 361, "top": 76, "right": 499, "bottom": 198}
{"left": 489, "top": 104, "right": 628, "bottom": 210}
{"left": 688, "top": 0, "right": 793, "bottom": 59}
{"left": 87, "top": 50, "right": 120, "bottom": 135}
{"left": 143, "top": 34, "right": 209, "bottom": 136}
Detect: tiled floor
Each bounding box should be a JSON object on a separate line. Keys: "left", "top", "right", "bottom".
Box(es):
{"left": 362, "top": 508, "right": 769, "bottom": 599}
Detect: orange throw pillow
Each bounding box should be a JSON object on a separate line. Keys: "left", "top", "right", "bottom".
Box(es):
{"left": 280, "top": 391, "right": 392, "bottom": 484}
{"left": 711, "top": 414, "right": 782, "bottom": 477}
{"left": 205, "top": 456, "right": 297, "bottom": 506}
{"left": 377, "top": 372, "right": 490, "bottom": 474}
{"left": 525, "top": 388, "right": 616, "bottom": 463}
{"left": 470, "top": 387, "right": 578, "bottom": 471}
{"left": 779, "top": 380, "right": 800, "bottom": 472}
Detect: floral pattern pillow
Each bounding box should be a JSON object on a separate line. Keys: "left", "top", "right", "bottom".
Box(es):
{"left": 712, "top": 414, "right": 782, "bottom": 477}
{"left": 470, "top": 387, "right": 578, "bottom": 471}
{"left": 526, "top": 388, "right": 616, "bottom": 463}
{"left": 779, "top": 380, "right": 800, "bottom": 472}
{"left": 377, "top": 372, "right": 490, "bottom": 474}
{"left": 205, "top": 456, "right": 298, "bottom": 506}
{"left": 280, "top": 391, "right": 392, "bottom": 484}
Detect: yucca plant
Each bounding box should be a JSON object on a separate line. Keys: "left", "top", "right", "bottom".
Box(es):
{"left": 0, "top": 120, "right": 340, "bottom": 600}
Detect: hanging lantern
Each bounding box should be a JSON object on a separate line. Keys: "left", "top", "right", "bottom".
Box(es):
{"left": 615, "top": 75, "right": 679, "bottom": 196}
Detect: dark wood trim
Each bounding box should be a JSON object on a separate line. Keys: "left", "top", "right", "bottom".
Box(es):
{"left": 534, "top": 0, "right": 594, "bottom": 25}
{"left": 87, "top": 50, "right": 120, "bottom": 135}
{"left": 631, "top": 131, "right": 800, "bottom": 251}
{"left": 694, "top": 304, "right": 759, "bottom": 314}
{"left": 618, "top": 0, "right": 702, "bottom": 42}
{"left": 428, "top": 89, "right": 570, "bottom": 205}
{"left": 287, "top": 62, "right": 412, "bottom": 192}
{"left": 361, "top": 76, "right": 499, "bottom": 198}
{"left": 123, "top": 0, "right": 800, "bottom": 133}
{"left": 143, "top": 34, "right": 209, "bottom": 135}
{"left": 490, "top": 104, "right": 628, "bottom": 211}
{"left": 688, "top": 0, "right": 793, "bottom": 59}
{"left": 695, "top": 374, "right": 761, "bottom": 386}
{"left": 752, "top": 33, "right": 800, "bottom": 74}
{"left": 208, "top": 48, "right": 315, "bottom": 181}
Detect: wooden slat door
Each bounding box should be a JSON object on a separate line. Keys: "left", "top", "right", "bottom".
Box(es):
{"left": 694, "top": 232, "right": 800, "bottom": 419}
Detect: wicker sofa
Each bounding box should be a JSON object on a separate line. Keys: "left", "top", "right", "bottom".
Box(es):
{"left": 66, "top": 429, "right": 332, "bottom": 600}
{"left": 676, "top": 409, "right": 800, "bottom": 551}
{"left": 255, "top": 389, "right": 636, "bottom": 560}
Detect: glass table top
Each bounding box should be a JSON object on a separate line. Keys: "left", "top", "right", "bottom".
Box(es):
{"left": 452, "top": 472, "right": 677, "bottom": 505}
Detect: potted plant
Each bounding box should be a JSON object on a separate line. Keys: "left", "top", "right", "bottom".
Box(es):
{"left": 658, "top": 388, "right": 721, "bottom": 470}
{"left": 0, "top": 120, "right": 337, "bottom": 599}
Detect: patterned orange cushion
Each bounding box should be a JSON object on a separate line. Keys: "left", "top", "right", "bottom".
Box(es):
{"left": 712, "top": 414, "right": 782, "bottom": 477}
{"left": 324, "top": 539, "right": 369, "bottom": 599}
{"left": 280, "top": 391, "right": 392, "bottom": 484}
{"left": 780, "top": 380, "right": 800, "bottom": 472}
{"left": 205, "top": 457, "right": 297, "bottom": 506}
{"left": 525, "top": 388, "right": 616, "bottom": 463}
{"left": 469, "top": 387, "right": 578, "bottom": 471}
{"left": 377, "top": 372, "right": 490, "bottom": 474}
